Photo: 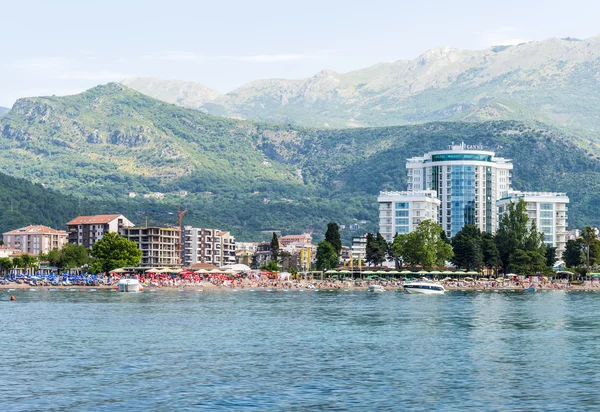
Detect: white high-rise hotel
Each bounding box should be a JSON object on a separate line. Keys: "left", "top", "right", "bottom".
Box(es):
{"left": 405, "top": 142, "right": 513, "bottom": 237}
{"left": 378, "top": 142, "right": 569, "bottom": 259}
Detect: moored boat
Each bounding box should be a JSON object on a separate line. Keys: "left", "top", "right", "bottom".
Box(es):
{"left": 368, "top": 284, "right": 385, "bottom": 293}
{"left": 118, "top": 277, "right": 141, "bottom": 293}
{"left": 403, "top": 281, "right": 445, "bottom": 295}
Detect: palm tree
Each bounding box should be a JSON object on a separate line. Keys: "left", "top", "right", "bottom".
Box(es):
{"left": 582, "top": 226, "right": 597, "bottom": 275}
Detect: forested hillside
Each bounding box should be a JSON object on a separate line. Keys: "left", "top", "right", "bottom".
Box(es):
{"left": 1, "top": 84, "right": 599, "bottom": 240}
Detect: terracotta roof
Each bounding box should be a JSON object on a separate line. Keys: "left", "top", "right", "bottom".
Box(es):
{"left": 3, "top": 225, "right": 68, "bottom": 236}
{"left": 66, "top": 214, "right": 124, "bottom": 225}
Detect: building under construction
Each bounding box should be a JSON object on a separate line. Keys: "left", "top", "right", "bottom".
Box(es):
{"left": 122, "top": 226, "right": 181, "bottom": 267}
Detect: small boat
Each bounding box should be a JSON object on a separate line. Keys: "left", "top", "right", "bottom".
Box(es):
{"left": 403, "top": 281, "right": 445, "bottom": 295}
{"left": 118, "top": 277, "right": 141, "bottom": 293}
{"left": 368, "top": 284, "right": 385, "bottom": 293}
{"left": 524, "top": 286, "right": 536, "bottom": 292}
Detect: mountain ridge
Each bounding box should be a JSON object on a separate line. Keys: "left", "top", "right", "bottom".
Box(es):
{"left": 122, "top": 35, "right": 600, "bottom": 141}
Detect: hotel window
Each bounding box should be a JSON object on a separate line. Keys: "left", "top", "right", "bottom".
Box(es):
{"left": 395, "top": 210, "right": 409, "bottom": 217}
{"left": 397, "top": 226, "right": 409, "bottom": 234}
{"left": 544, "top": 234, "right": 553, "bottom": 242}
{"left": 540, "top": 203, "right": 553, "bottom": 211}
{"left": 541, "top": 219, "right": 553, "bottom": 226}
{"left": 540, "top": 211, "right": 553, "bottom": 218}
{"left": 395, "top": 202, "right": 409, "bottom": 209}
{"left": 395, "top": 218, "right": 409, "bottom": 225}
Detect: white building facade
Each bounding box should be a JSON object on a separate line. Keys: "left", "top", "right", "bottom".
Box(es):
{"left": 497, "top": 191, "right": 569, "bottom": 260}
{"left": 406, "top": 143, "right": 513, "bottom": 237}
{"left": 377, "top": 190, "right": 441, "bottom": 242}
{"left": 183, "top": 227, "right": 236, "bottom": 267}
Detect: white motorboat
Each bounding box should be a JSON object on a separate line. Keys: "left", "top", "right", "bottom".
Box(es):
{"left": 403, "top": 281, "right": 445, "bottom": 295}
{"left": 118, "top": 277, "right": 141, "bottom": 293}
{"left": 368, "top": 284, "right": 385, "bottom": 293}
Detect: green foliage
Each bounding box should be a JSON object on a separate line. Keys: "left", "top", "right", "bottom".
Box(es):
{"left": 451, "top": 225, "right": 483, "bottom": 270}
{"left": 42, "top": 244, "right": 90, "bottom": 269}
{"left": 564, "top": 239, "right": 585, "bottom": 268}
{"left": 481, "top": 232, "right": 501, "bottom": 270}
{"left": 325, "top": 222, "right": 342, "bottom": 256}
{"left": 581, "top": 226, "right": 597, "bottom": 271}
{"left": 545, "top": 247, "right": 558, "bottom": 268}
{"left": 509, "top": 249, "right": 548, "bottom": 275}
{"left": 270, "top": 232, "right": 280, "bottom": 260}
{"left": 315, "top": 241, "right": 339, "bottom": 270}
{"left": 495, "top": 199, "right": 545, "bottom": 271}
{"left": 390, "top": 233, "right": 408, "bottom": 269}
{"left": 365, "top": 233, "right": 386, "bottom": 266}
{"left": 402, "top": 221, "right": 453, "bottom": 269}
{"left": 260, "top": 260, "right": 280, "bottom": 273}
{"left": 90, "top": 232, "right": 142, "bottom": 273}
{"left": 0, "top": 257, "right": 12, "bottom": 275}
{"left": 2, "top": 84, "right": 600, "bottom": 243}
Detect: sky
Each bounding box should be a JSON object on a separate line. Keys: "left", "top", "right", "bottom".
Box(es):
{"left": 1, "top": 0, "right": 599, "bottom": 107}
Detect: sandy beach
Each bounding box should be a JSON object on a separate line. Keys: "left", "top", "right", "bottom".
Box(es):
{"left": 3, "top": 278, "right": 599, "bottom": 292}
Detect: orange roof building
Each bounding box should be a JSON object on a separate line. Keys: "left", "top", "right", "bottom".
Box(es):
{"left": 3, "top": 225, "right": 68, "bottom": 256}
{"left": 66, "top": 214, "right": 134, "bottom": 248}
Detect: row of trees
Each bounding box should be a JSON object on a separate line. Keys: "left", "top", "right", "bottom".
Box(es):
{"left": 564, "top": 226, "right": 600, "bottom": 274}
{"left": 362, "top": 199, "right": 558, "bottom": 275}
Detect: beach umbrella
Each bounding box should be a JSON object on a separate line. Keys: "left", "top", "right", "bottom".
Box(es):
{"left": 363, "top": 270, "right": 375, "bottom": 275}
{"left": 194, "top": 269, "right": 208, "bottom": 274}
{"left": 464, "top": 277, "right": 474, "bottom": 281}
{"left": 338, "top": 270, "right": 352, "bottom": 274}
{"left": 430, "top": 270, "right": 441, "bottom": 274}
{"left": 442, "top": 270, "right": 454, "bottom": 274}
{"left": 111, "top": 268, "right": 126, "bottom": 273}
{"left": 442, "top": 277, "right": 451, "bottom": 281}
{"left": 325, "top": 270, "right": 338, "bottom": 275}
{"left": 479, "top": 277, "right": 489, "bottom": 281}
{"left": 466, "top": 270, "right": 479, "bottom": 275}
{"left": 417, "top": 270, "right": 429, "bottom": 274}
{"left": 145, "top": 268, "right": 160, "bottom": 273}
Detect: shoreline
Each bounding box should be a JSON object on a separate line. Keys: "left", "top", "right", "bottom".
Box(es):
{"left": 2, "top": 282, "right": 599, "bottom": 292}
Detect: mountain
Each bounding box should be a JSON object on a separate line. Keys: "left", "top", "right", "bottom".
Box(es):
{"left": 124, "top": 36, "right": 600, "bottom": 142}
{"left": 1, "top": 84, "right": 600, "bottom": 241}
{"left": 0, "top": 107, "right": 8, "bottom": 118}
{"left": 121, "top": 77, "right": 221, "bottom": 109}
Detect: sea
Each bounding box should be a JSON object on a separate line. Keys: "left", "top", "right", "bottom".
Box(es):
{"left": 2, "top": 288, "right": 600, "bottom": 411}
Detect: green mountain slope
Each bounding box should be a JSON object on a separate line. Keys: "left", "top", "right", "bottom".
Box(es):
{"left": 121, "top": 77, "right": 221, "bottom": 109}
{"left": 1, "top": 84, "right": 600, "bottom": 240}
{"left": 126, "top": 36, "right": 600, "bottom": 143}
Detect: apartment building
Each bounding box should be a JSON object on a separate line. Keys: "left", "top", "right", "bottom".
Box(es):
{"left": 377, "top": 190, "right": 441, "bottom": 242}
{"left": 122, "top": 226, "right": 181, "bottom": 267}
{"left": 497, "top": 191, "right": 569, "bottom": 259}
{"left": 182, "top": 227, "right": 236, "bottom": 267}
{"left": 66, "top": 214, "right": 135, "bottom": 248}
{"left": 2, "top": 225, "right": 68, "bottom": 256}
{"left": 406, "top": 142, "right": 513, "bottom": 237}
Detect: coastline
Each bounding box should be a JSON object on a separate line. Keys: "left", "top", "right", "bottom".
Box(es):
{"left": 2, "top": 280, "right": 599, "bottom": 292}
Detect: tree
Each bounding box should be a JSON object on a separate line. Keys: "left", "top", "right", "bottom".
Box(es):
{"left": 270, "top": 232, "right": 280, "bottom": 261}
{"left": 251, "top": 255, "right": 258, "bottom": 270}
{"left": 545, "top": 247, "right": 558, "bottom": 268}
{"left": 260, "top": 260, "right": 280, "bottom": 273}
{"left": 390, "top": 233, "right": 408, "bottom": 269}
{"left": 324, "top": 222, "right": 342, "bottom": 257}
{"left": 509, "top": 249, "right": 547, "bottom": 275}
{"left": 582, "top": 226, "right": 597, "bottom": 273}
{"left": 42, "top": 244, "right": 90, "bottom": 270}
{"left": 19, "top": 254, "right": 38, "bottom": 274}
{"left": 60, "top": 244, "right": 91, "bottom": 269}
{"left": 564, "top": 239, "right": 584, "bottom": 268}
{"left": 403, "top": 220, "right": 453, "bottom": 269}
{"left": 481, "top": 232, "right": 500, "bottom": 272}
{"left": 365, "top": 233, "right": 386, "bottom": 266}
{"left": 440, "top": 230, "right": 450, "bottom": 245}
{"left": 451, "top": 224, "right": 483, "bottom": 270}
{"left": 495, "top": 199, "right": 545, "bottom": 272}
{"left": 90, "top": 232, "right": 142, "bottom": 273}
{"left": 0, "top": 257, "right": 11, "bottom": 276}
{"left": 316, "top": 240, "right": 339, "bottom": 270}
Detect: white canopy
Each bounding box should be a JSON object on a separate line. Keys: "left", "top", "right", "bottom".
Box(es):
{"left": 220, "top": 264, "right": 251, "bottom": 272}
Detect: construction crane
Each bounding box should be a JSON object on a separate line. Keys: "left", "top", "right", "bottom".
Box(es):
{"left": 136, "top": 206, "right": 187, "bottom": 266}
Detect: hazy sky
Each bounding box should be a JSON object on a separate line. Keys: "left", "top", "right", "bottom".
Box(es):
{"left": 2, "top": 0, "right": 599, "bottom": 106}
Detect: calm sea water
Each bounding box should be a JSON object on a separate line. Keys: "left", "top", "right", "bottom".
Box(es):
{"left": 2, "top": 289, "right": 600, "bottom": 411}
